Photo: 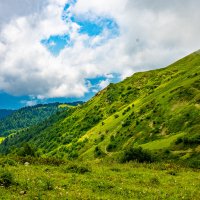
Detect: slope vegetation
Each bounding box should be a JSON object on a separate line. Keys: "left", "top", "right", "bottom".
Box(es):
{"left": 0, "top": 51, "right": 200, "bottom": 164}
{"left": 0, "top": 103, "right": 77, "bottom": 137}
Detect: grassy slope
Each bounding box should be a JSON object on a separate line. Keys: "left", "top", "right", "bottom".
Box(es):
{"left": 0, "top": 159, "right": 199, "bottom": 200}
{"left": 0, "top": 137, "right": 4, "bottom": 144}
{"left": 0, "top": 51, "right": 200, "bottom": 163}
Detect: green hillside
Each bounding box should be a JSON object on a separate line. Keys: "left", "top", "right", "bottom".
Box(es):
{"left": 0, "top": 103, "right": 76, "bottom": 137}
{"left": 0, "top": 51, "right": 200, "bottom": 165}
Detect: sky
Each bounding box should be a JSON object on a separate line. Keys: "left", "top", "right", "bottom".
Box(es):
{"left": 0, "top": 0, "right": 200, "bottom": 109}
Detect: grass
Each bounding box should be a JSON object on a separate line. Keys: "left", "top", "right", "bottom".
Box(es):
{"left": 0, "top": 160, "right": 199, "bottom": 200}
{"left": 141, "top": 132, "right": 185, "bottom": 150}
{"left": 0, "top": 51, "right": 199, "bottom": 164}
{"left": 0, "top": 137, "right": 5, "bottom": 144}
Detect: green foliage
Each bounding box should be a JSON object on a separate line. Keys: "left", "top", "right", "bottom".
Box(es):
{"left": 0, "top": 158, "right": 17, "bottom": 167}
{"left": 34, "top": 176, "right": 55, "bottom": 191}
{"left": 121, "top": 147, "right": 154, "bottom": 163}
{"left": 17, "top": 143, "right": 36, "bottom": 157}
{"left": 122, "top": 106, "right": 131, "bottom": 115}
{"left": 0, "top": 103, "right": 69, "bottom": 137}
{"left": 114, "top": 114, "right": 119, "bottom": 119}
{"left": 64, "top": 163, "right": 91, "bottom": 174}
{"left": 0, "top": 159, "right": 199, "bottom": 199}
{"left": 0, "top": 168, "right": 15, "bottom": 187}
{"left": 106, "top": 142, "right": 117, "bottom": 152}
{"left": 94, "top": 146, "right": 105, "bottom": 157}
{"left": 176, "top": 134, "right": 200, "bottom": 146}
{"left": 0, "top": 51, "right": 199, "bottom": 165}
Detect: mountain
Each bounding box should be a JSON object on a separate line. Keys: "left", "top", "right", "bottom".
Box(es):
{"left": 0, "top": 109, "right": 15, "bottom": 120}
{"left": 0, "top": 102, "right": 82, "bottom": 137}
{"left": 0, "top": 51, "right": 199, "bottom": 164}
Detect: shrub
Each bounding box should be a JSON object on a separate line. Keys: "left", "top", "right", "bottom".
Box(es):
{"left": 175, "top": 137, "right": 183, "bottom": 145}
{"left": 0, "top": 169, "right": 15, "bottom": 187}
{"left": 122, "top": 119, "right": 131, "bottom": 127}
{"left": 0, "top": 158, "right": 17, "bottom": 167}
{"left": 136, "top": 120, "right": 140, "bottom": 125}
{"left": 68, "top": 150, "right": 78, "bottom": 159}
{"left": 100, "top": 134, "right": 105, "bottom": 141}
{"left": 183, "top": 135, "right": 200, "bottom": 145}
{"left": 175, "top": 134, "right": 200, "bottom": 146}
{"left": 94, "top": 146, "right": 105, "bottom": 157}
{"left": 36, "top": 177, "right": 54, "bottom": 191}
{"left": 122, "top": 107, "right": 131, "bottom": 115}
{"left": 150, "top": 177, "right": 160, "bottom": 185}
{"left": 64, "top": 163, "right": 91, "bottom": 174}
{"left": 114, "top": 114, "right": 119, "bottom": 119}
{"left": 127, "top": 86, "right": 132, "bottom": 90}
{"left": 18, "top": 143, "right": 35, "bottom": 157}
{"left": 110, "top": 135, "right": 115, "bottom": 141}
{"left": 42, "top": 178, "right": 54, "bottom": 191}
{"left": 106, "top": 142, "right": 117, "bottom": 152}
{"left": 167, "top": 170, "right": 178, "bottom": 176}
{"left": 121, "top": 147, "right": 154, "bottom": 163}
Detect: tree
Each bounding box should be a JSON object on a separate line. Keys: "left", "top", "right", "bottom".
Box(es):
{"left": 18, "top": 143, "right": 35, "bottom": 157}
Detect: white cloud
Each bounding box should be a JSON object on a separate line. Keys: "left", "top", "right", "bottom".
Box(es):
{"left": 21, "top": 100, "right": 38, "bottom": 107}
{"left": 98, "top": 79, "right": 110, "bottom": 90}
{"left": 0, "top": 0, "right": 199, "bottom": 99}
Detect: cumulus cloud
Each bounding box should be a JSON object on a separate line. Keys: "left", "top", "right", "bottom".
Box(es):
{"left": 98, "top": 79, "right": 110, "bottom": 90}
{"left": 0, "top": 0, "right": 199, "bottom": 99}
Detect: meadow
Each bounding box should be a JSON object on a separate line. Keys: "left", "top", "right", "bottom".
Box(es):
{"left": 0, "top": 157, "right": 199, "bottom": 200}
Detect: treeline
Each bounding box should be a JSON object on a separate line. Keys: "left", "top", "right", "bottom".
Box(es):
{"left": 0, "top": 103, "right": 69, "bottom": 136}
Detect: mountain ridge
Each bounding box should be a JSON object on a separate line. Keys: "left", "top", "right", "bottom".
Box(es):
{"left": 0, "top": 51, "right": 199, "bottom": 166}
{"left": 0, "top": 109, "right": 15, "bottom": 120}
{"left": 0, "top": 102, "right": 83, "bottom": 137}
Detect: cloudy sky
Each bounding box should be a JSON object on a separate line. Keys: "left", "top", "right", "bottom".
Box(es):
{"left": 0, "top": 0, "right": 199, "bottom": 109}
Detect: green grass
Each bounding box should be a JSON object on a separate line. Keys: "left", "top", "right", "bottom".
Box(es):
{"left": 0, "top": 160, "right": 199, "bottom": 200}
{"left": 141, "top": 133, "right": 185, "bottom": 150}
{"left": 0, "top": 51, "right": 199, "bottom": 164}
{"left": 0, "top": 137, "right": 4, "bottom": 144}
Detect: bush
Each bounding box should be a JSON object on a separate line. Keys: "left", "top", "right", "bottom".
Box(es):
{"left": 68, "top": 150, "right": 78, "bottom": 159}
{"left": 175, "top": 134, "right": 200, "bottom": 146}
{"left": 183, "top": 135, "right": 200, "bottom": 145}
{"left": 122, "top": 107, "right": 131, "bottom": 115}
{"left": 94, "top": 146, "right": 105, "bottom": 157}
{"left": 122, "top": 119, "right": 131, "bottom": 127}
{"left": 64, "top": 163, "right": 91, "bottom": 174}
{"left": 121, "top": 147, "right": 154, "bottom": 163}
{"left": 42, "top": 178, "right": 54, "bottom": 190}
{"left": 0, "top": 169, "right": 15, "bottom": 187}
{"left": 18, "top": 143, "right": 35, "bottom": 157}
{"left": 0, "top": 158, "right": 17, "bottom": 167}
{"left": 114, "top": 114, "right": 119, "bottom": 119}
{"left": 36, "top": 177, "right": 54, "bottom": 191}
{"left": 106, "top": 142, "right": 117, "bottom": 152}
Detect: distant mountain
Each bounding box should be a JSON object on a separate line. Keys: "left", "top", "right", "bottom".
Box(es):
{"left": 0, "top": 109, "right": 15, "bottom": 120}
{"left": 0, "top": 51, "right": 199, "bottom": 165}
{"left": 0, "top": 102, "right": 82, "bottom": 137}
{"left": 66, "top": 101, "right": 84, "bottom": 106}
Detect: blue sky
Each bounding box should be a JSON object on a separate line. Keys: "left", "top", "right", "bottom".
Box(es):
{"left": 0, "top": 74, "right": 120, "bottom": 109}
{"left": 0, "top": 0, "right": 199, "bottom": 109}
{"left": 41, "top": 1, "right": 119, "bottom": 54}
{"left": 0, "top": 0, "right": 120, "bottom": 109}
